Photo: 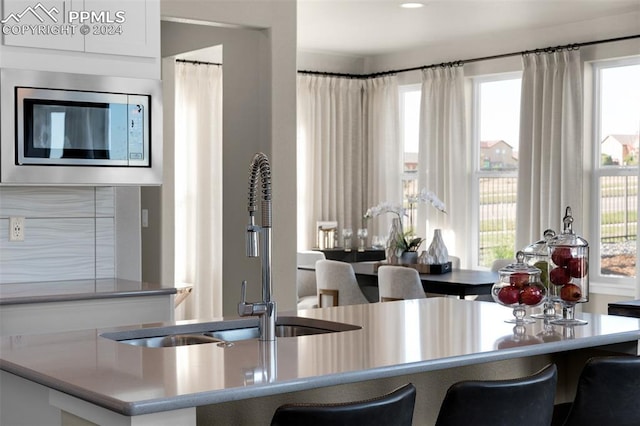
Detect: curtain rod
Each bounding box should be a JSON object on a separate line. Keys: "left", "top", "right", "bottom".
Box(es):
{"left": 298, "top": 34, "right": 640, "bottom": 79}
{"left": 175, "top": 58, "right": 222, "bottom": 66}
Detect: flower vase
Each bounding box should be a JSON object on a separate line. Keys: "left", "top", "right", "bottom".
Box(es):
{"left": 386, "top": 217, "right": 404, "bottom": 264}
{"left": 426, "top": 229, "right": 448, "bottom": 264}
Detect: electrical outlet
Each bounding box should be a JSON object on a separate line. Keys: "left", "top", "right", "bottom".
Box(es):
{"left": 9, "top": 217, "right": 25, "bottom": 242}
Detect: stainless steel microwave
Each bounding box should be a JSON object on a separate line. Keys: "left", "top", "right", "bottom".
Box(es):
{"left": 1, "top": 69, "right": 162, "bottom": 185}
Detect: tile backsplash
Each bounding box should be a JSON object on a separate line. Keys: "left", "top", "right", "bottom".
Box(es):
{"left": 0, "top": 187, "right": 115, "bottom": 283}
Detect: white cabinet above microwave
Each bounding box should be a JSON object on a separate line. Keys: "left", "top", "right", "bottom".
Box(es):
{"left": 1, "top": 0, "right": 160, "bottom": 59}
{"left": 0, "top": 68, "right": 162, "bottom": 185}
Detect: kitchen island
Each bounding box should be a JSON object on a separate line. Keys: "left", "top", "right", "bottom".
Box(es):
{"left": 1, "top": 297, "right": 639, "bottom": 425}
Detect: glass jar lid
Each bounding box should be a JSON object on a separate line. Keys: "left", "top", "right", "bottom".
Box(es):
{"left": 548, "top": 207, "right": 589, "bottom": 248}
{"left": 523, "top": 229, "right": 556, "bottom": 257}
{"left": 499, "top": 251, "right": 542, "bottom": 278}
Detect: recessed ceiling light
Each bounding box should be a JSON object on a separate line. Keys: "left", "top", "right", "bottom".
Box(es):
{"left": 400, "top": 2, "right": 425, "bottom": 8}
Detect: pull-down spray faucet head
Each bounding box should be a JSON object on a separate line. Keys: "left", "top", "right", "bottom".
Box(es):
{"left": 246, "top": 152, "right": 272, "bottom": 258}
{"left": 239, "top": 152, "right": 276, "bottom": 341}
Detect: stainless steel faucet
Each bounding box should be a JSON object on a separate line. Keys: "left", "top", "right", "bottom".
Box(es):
{"left": 238, "top": 152, "right": 276, "bottom": 341}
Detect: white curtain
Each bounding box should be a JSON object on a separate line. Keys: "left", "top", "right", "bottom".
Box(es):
{"left": 297, "top": 75, "right": 402, "bottom": 248}
{"left": 418, "top": 66, "right": 469, "bottom": 265}
{"left": 297, "top": 75, "right": 365, "bottom": 249}
{"left": 516, "top": 50, "right": 583, "bottom": 249}
{"left": 363, "top": 76, "right": 403, "bottom": 238}
{"left": 174, "top": 62, "right": 223, "bottom": 320}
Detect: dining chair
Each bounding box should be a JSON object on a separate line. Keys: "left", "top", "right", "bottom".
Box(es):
{"left": 270, "top": 383, "right": 416, "bottom": 426}
{"left": 296, "top": 251, "right": 325, "bottom": 309}
{"left": 377, "top": 265, "right": 426, "bottom": 302}
{"left": 491, "top": 258, "right": 513, "bottom": 272}
{"left": 315, "top": 260, "right": 369, "bottom": 307}
{"left": 434, "top": 364, "right": 557, "bottom": 426}
{"left": 551, "top": 356, "right": 640, "bottom": 426}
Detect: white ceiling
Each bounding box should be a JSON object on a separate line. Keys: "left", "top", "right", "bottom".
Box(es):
{"left": 297, "top": 0, "right": 640, "bottom": 57}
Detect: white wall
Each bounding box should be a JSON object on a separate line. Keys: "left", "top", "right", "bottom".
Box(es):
{"left": 160, "top": 1, "right": 298, "bottom": 315}
{"left": 297, "top": 50, "right": 366, "bottom": 74}
{"left": 298, "top": 10, "right": 640, "bottom": 78}
{"left": 365, "top": 10, "right": 640, "bottom": 75}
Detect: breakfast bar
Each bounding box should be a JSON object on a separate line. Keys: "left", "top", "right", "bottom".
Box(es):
{"left": 1, "top": 297, "right": 639, "bottom": 425}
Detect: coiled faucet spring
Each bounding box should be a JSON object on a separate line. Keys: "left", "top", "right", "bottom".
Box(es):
{"left": 239, "top": 152, "right": 276, "bottom": 341}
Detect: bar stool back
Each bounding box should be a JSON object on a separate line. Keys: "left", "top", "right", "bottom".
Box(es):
{"left": 554, "top": 356, "right": 640, "bottom": 426}
{"left": 270, "top": 383, "right": 416, "bottom": 426}
{"left": 435, "top": 364, "right": 557, "bottom": 426}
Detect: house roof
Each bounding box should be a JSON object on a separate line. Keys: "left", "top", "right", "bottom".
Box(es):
{"left": 480, "top": 140, "right": 513, "bottom": 149}
{"left": 604, "top": 134, "right": 639, "bottom": 148}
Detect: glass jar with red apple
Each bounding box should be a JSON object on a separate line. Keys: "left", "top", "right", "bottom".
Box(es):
{"left": 491, "top": 251, "right": 546, "bottom": 324}
{"left": 523, "top": 228, "right": 558, "bottom": 319}
{"left": 548, "top": 207, "right": 589, "bottom": 326}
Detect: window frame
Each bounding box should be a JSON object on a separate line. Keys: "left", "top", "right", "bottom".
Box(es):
{"left": 399, "top": 83, "right": 422, "bottom": 224}
{"left": 589, "top": 57, "right": 639, "bottom": 291}
{"left": 470, "top": 72, "right": 522, "bottom": 268}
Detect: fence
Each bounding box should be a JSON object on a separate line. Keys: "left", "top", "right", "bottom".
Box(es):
{"left": 403, "top": 169, "right": 636, "bottom": 275}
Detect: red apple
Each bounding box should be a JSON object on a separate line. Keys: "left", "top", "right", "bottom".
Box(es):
{"left": 560, "top": 283, "right": 583, "bottom": 302}
{"left": 550, "top": 267, "right": 571, "bottom": 286}
{"left": 567, "top": 257, "right": 588, "bottom": 278}
{"left": 551, "top": 247, "right": 572, "bottom": 267}
{"left": 509, "top": 272, "right": 529, "bottom": 289}
{"left": 520, "top": 284, "right": 544, "bottom": 306}
{"left": 497, "top": 286, "right": 521, "bottom": 305}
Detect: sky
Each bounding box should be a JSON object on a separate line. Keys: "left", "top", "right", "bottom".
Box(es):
{"left": 600, "top": 64, "right": 640, "bottom": 139}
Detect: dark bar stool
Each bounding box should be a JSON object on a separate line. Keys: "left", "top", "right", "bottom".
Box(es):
{"left": 435, "top": 364, "right": 557, "bottom": 426}
{"left": 552, "top": 356, "right": 640, "bottom": 426}
{"left": 270, "top": 383, "right": 416, "bottom": 426}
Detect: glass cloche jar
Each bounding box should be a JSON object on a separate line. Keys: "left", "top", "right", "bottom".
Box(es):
{"left": 492, "top": 251, "right": 546, "bottom": 324}
{"left": 522, "top": 228, "right": 558, "bottom": 319}
{"left": 548, "top": 207, "right": 589, "bottom": 326}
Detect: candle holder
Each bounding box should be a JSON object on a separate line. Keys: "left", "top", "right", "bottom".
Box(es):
{"left": 357, "top": 228, "right": 368, "bottom": 252}
{"left": 342, "top": 228, "right": 353, "bottom": 251}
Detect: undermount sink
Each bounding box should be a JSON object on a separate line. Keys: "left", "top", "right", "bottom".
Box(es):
{"left": 205, "top": 323, "right": 343, "bottom": 342}
{"left": 119, "top": 334, "right": 226, "bottom": 348}
{"left": 102, "top": 316, "right": 361, "bottom": 348}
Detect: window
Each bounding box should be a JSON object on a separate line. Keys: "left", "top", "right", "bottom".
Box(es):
{"left": 399, "top": 84, "right": 421, "bottom": 231}
{"left": 472, "top": 74, "right": 521, "bottom": 268}
{"left": 592, "top": 59, "right": 639, "bottom": 284}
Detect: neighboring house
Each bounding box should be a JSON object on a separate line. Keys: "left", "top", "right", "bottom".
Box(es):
{"left": 403, "top": 151, "right": 419, "bottom": 196}
{"left": 601, "top": 134, "right": 639, "bottom": 165}
{"left": 480, "top": 140, "right": 518, "bottom": 170}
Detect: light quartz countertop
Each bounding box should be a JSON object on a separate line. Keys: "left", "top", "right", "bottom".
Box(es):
{"left": 0, "top": 278, "right": 178, "bottom": 305}
{"left": 1, "top": 298, "right": 639, "bottom": 416}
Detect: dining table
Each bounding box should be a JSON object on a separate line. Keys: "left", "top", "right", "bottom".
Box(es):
{"left": 299, "top": 261, "right": 499, "bottom": 300}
